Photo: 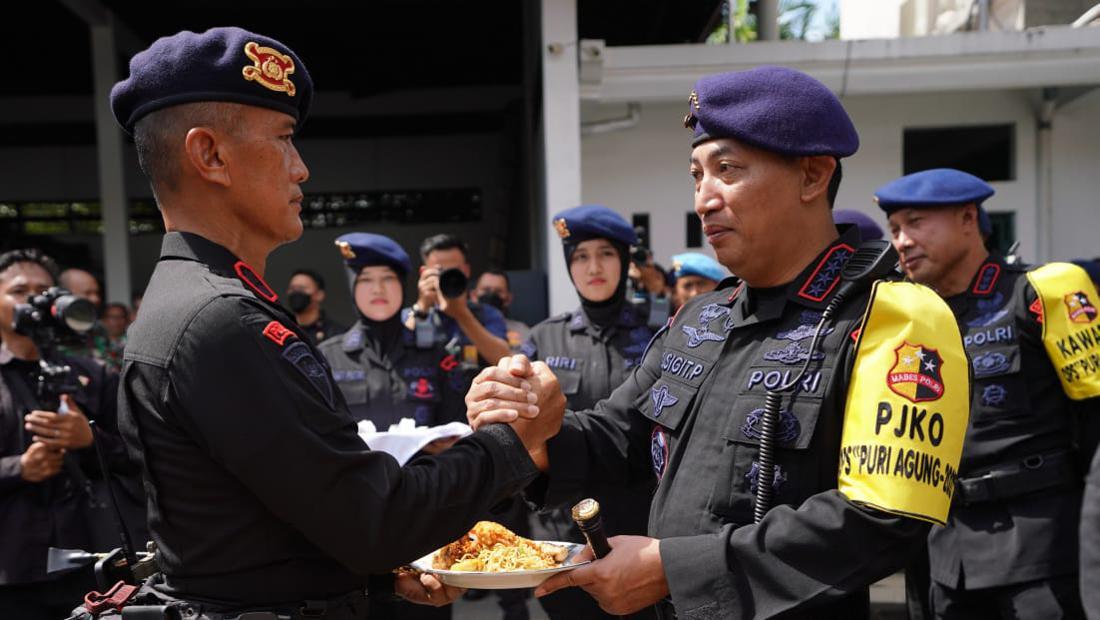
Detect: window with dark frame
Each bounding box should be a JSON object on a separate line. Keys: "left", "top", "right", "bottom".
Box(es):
{"left": 903, "top": 124, "right": 1015, "bottom": 181}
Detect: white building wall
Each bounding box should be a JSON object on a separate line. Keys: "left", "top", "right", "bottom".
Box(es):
{"left": 581, "top": 87, "right": 1100, "bottom": 269}
{"left": 1050, "top": 87, "right": 1100, "bottom": 262}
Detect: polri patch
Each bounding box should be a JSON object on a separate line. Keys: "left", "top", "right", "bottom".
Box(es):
{"left": 282, "top": 341, "right": 334, "bottom": 408}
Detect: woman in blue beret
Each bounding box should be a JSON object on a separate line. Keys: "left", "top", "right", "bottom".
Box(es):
{"left": 521, "top": 205, "right": 657, "bottom": 620}
{"left": 319, "top": 233, "right": 462, "bottom": 619}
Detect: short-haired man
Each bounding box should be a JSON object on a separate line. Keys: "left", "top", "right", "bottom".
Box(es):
{"left": 108, "top": 27, "right": 559, "bottom": 616}
{"left": 467, "top": 66, "right": 971, "bottom": 618}
{"left": 286, "top": 267, "right": 346, "bottom": 344}
{"left": 407, "top": 234, "right": 511, "bottom": 366}
{"left": 474, "top": 269, "right": 531, "bottom": 352}
{"left": 668, "top": 252, "right": 726, "bottom": 310}
{"left": 0, "top": 249, "right": 136, "bottom": 620}
{"left": 878, "top": 168, "right": 1100, "bottom": 619}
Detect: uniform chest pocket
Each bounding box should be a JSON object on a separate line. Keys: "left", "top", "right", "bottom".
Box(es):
{"left": 709, "top": 394, "right": 825, "bottom": 520}
{"left": 545, "top": 357, "right": 585, "bottom": 396}
{"left": 333, "top": 373, "right": 368, "bottom": 405}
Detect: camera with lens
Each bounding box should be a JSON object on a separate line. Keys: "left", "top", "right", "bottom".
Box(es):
{"left": 12, "top": 287, "right": 97, "bottom": 402}
{"left": 438, "top": 268, "right": 469, "bottom": 299}
{"left": 630, "top": 225, "right": 652, "bottom": 266}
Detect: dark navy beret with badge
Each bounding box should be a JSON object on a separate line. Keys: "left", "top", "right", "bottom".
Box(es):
{"left": 110, "top": 27, "right": 313, "bottom": 135}
{"left": 552, "top": 205, "right": 638, "bottom": 247}
{"left": 671, "top": 253, "right": 726, "bottom": 283}
{"left": 874, "top": 168, "right": 995, "bottom": 235}
{"left": 334, "top": 233, "right": 411, "bottom": 277}
{"left": 683, "top": 65, "right": 859, "bottom": 157}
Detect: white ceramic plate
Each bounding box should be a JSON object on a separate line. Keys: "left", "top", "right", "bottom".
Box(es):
{"left": 410, "top": 541, "right": 590, "bottom": 589}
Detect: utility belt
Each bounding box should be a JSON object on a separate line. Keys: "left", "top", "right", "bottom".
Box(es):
{"left": 954, "top": 450, "right": 1080, "bottom": 507}
{"left": 76, "top": 576, "right": 369, "bottom": 620}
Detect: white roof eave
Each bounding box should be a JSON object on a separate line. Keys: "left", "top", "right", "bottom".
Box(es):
{"left": 580, "top": 25, "right": 1100, "bottom": 102}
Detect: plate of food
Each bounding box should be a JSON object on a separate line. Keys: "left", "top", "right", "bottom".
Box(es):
{"left": 410, "top": 521, "right": 590, "bottom": 588}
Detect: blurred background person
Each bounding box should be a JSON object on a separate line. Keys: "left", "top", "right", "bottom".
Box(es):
{"left": 833, "top": 208, "right": 884, "bottom": 241}
{"left": 320, "top": 233, "right": 465, "bottom": 431}
{"left": 405, "top": 234, "right": 510, "bottom": 368}
{"left": 669, "top": 252, "right": 727, "bottom": 311}
{"left": 57, "top": 268, "right": 110, "bottom": 365}
{"left": 0, "top": 249, "right": 141, "bottom": 620}
{"left": 520, "top": 205, "right": 658, "bottom": 620}
{"left": 474, "top": 268, "right": 530, "bottom": 352}
{"left": 59, "top": 268, "right": 102, "bottom": 310}
{"left": 286, "top": 268, "right": 346, "bottom": 345}
{"left": 99, "top": 302, "right": 131, "bottom": 372}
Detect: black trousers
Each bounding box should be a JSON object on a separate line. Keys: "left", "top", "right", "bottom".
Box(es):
{"left": 931, "top": 574, "right": 1085, "bottom": 620}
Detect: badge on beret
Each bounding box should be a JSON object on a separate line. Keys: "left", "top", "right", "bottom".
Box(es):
{"left": 683, "top": 90, "right": 700, "bottom": 128}
{"left": 242, "top": 42, "right": 297, "bottom": 96}
{"left": 554, "top": 218, "right": 571, "bottom": 239}
{"left": 335, "top": 240, "right": 356, "bottom": 260}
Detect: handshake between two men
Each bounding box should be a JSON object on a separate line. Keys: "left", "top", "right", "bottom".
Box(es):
{"left": 463, "top": 355, "right": 671, "bottom": 616}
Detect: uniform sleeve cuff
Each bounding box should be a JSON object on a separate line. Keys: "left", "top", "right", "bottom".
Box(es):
{"left": 476, "top": 423, "right": 540, "bottom": 487}
{"left": 660, "top": 532, "right": 735, "bottom": 618}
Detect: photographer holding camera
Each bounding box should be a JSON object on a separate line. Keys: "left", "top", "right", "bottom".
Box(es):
{"left": 405, "top": 234, "right": 511, "bottom": 369}
{"left": 0, "top": 249, "right": 137, "bottom": 620}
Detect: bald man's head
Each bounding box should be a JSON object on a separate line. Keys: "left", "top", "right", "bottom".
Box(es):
{"left": 60, "top": 268, "right": 102, "bottom": 309}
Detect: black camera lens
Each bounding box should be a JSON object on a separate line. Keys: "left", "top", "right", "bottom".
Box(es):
{"left": 438, "top": 268, "right": 469, "bottom": 299}
{"left": 54, "top": 294, "right": 96, "bottom": 334}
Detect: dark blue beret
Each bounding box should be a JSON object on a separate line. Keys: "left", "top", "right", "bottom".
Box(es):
{"left": 833, "top": 209, "right": 884, "bottom": 241}
{"left": 110, "top": 27, "right": 313, "bottom": 135}
{"left": 552, "top": 205, "right": 637, "bottom": 247}
{"left": 671, "top": 253, "right": 726, "bottom": 282}
{"left": 684, "top": 66, "right": 858, "bottom": 158}
{"left": 334, "top": 233, "right": 411, "bottom": 276}
{"left": 874, "top": 168, "right": 995, "bottom": 235}
{"left": 874, "top": 168, "right": 994, "bottom": 211}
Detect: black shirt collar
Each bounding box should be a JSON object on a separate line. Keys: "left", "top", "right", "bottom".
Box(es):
{"left": 159, "top": 232, "right": 280, "bottom": 304}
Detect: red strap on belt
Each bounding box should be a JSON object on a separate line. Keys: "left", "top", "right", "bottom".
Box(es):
{"left": 84, "top": 580, "right": 139, "bottom": 614}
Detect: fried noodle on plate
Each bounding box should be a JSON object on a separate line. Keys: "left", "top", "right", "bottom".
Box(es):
{"left": 433, "top": 521, "right": 570, "bottom": 572}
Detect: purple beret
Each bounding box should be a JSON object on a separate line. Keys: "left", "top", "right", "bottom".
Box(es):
{"left": 684, "top": 66, "right": 858, "bottom": 158}
{"left": 833, "top": 209, "right": 884, "bottom": 241}
{"left": 874, "top": 168, "right": 995, "bottom": 235}
{"left": 110, "top": 27, "right": 313, "bottom": 135}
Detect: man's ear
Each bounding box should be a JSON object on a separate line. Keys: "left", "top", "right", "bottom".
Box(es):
{"left": 799, "top": 155, "right": 837, "bottom": 205}
{"left": 184, "top": 126, "right": 231, "bottom": 188}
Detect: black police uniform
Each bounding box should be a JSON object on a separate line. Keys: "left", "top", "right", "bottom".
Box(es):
{"left": 116, "top": 233, "right": 539, "bottom": 615}
{"left": 522, "top": 302, "right": 657, "bottom": 620}
{"left": 0, "top": 353, "right": 138, "bottom": 620}
{"left": 927, "top": 254, "right": 1097, "bottom": 618}
{"left": 533, "top": 229, "right": 934, "bottom": 619}
{"left": 300, "top": 312, "right": 347, "bottom": 347}
{"left": 319, "top": 322, "right": 465, "bottom": 429}
{"left": 1080, "top": 447, "right": 1100, "bottom": 617}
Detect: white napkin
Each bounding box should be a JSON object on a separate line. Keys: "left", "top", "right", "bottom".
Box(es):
{"left": 358, "top": 418, "right": 472, "bottom": 465}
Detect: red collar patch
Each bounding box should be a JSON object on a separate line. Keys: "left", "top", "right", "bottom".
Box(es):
{"left": 234, "top": 261, "right": 278, "bottom": 303}
{"left": 1029, "top": 297, "right": 1044, "bottom": 324}
{"left": 262, "top": 321, "right": 297, "bottom": 346}
{"left": 971, "top": 262, "right": 1001, "bottom": 296}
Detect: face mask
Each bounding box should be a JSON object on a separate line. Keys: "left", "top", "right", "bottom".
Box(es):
{"left": 287, "top": 291, "right": 312, "bottom": 314}
{"left": 477, "top": 292, "right": 504, "bottom": 311}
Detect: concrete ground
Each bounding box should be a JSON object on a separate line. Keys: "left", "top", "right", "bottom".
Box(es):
{"left": 453, "top": 572, "right": 907, "bottom": 619}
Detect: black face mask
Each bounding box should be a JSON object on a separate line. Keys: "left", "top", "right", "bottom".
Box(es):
{"left": 477, "top": 292, "right": 505, "bottom": 312}
{"left": 286, "top": 291, "right": 312, "bottom": 314}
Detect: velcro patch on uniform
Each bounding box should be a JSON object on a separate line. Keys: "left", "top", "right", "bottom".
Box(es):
{"left": 281, "top": 341, "right": 334, "bottom": 409}
{"left": 837, "top": 281, "right": 970, "bottom": 527}
{"left": 1027, "top": 262, "right": 1100, "bottom": 400}
{"left": 262, "top": 321, "right": 296, "bottom": 346}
